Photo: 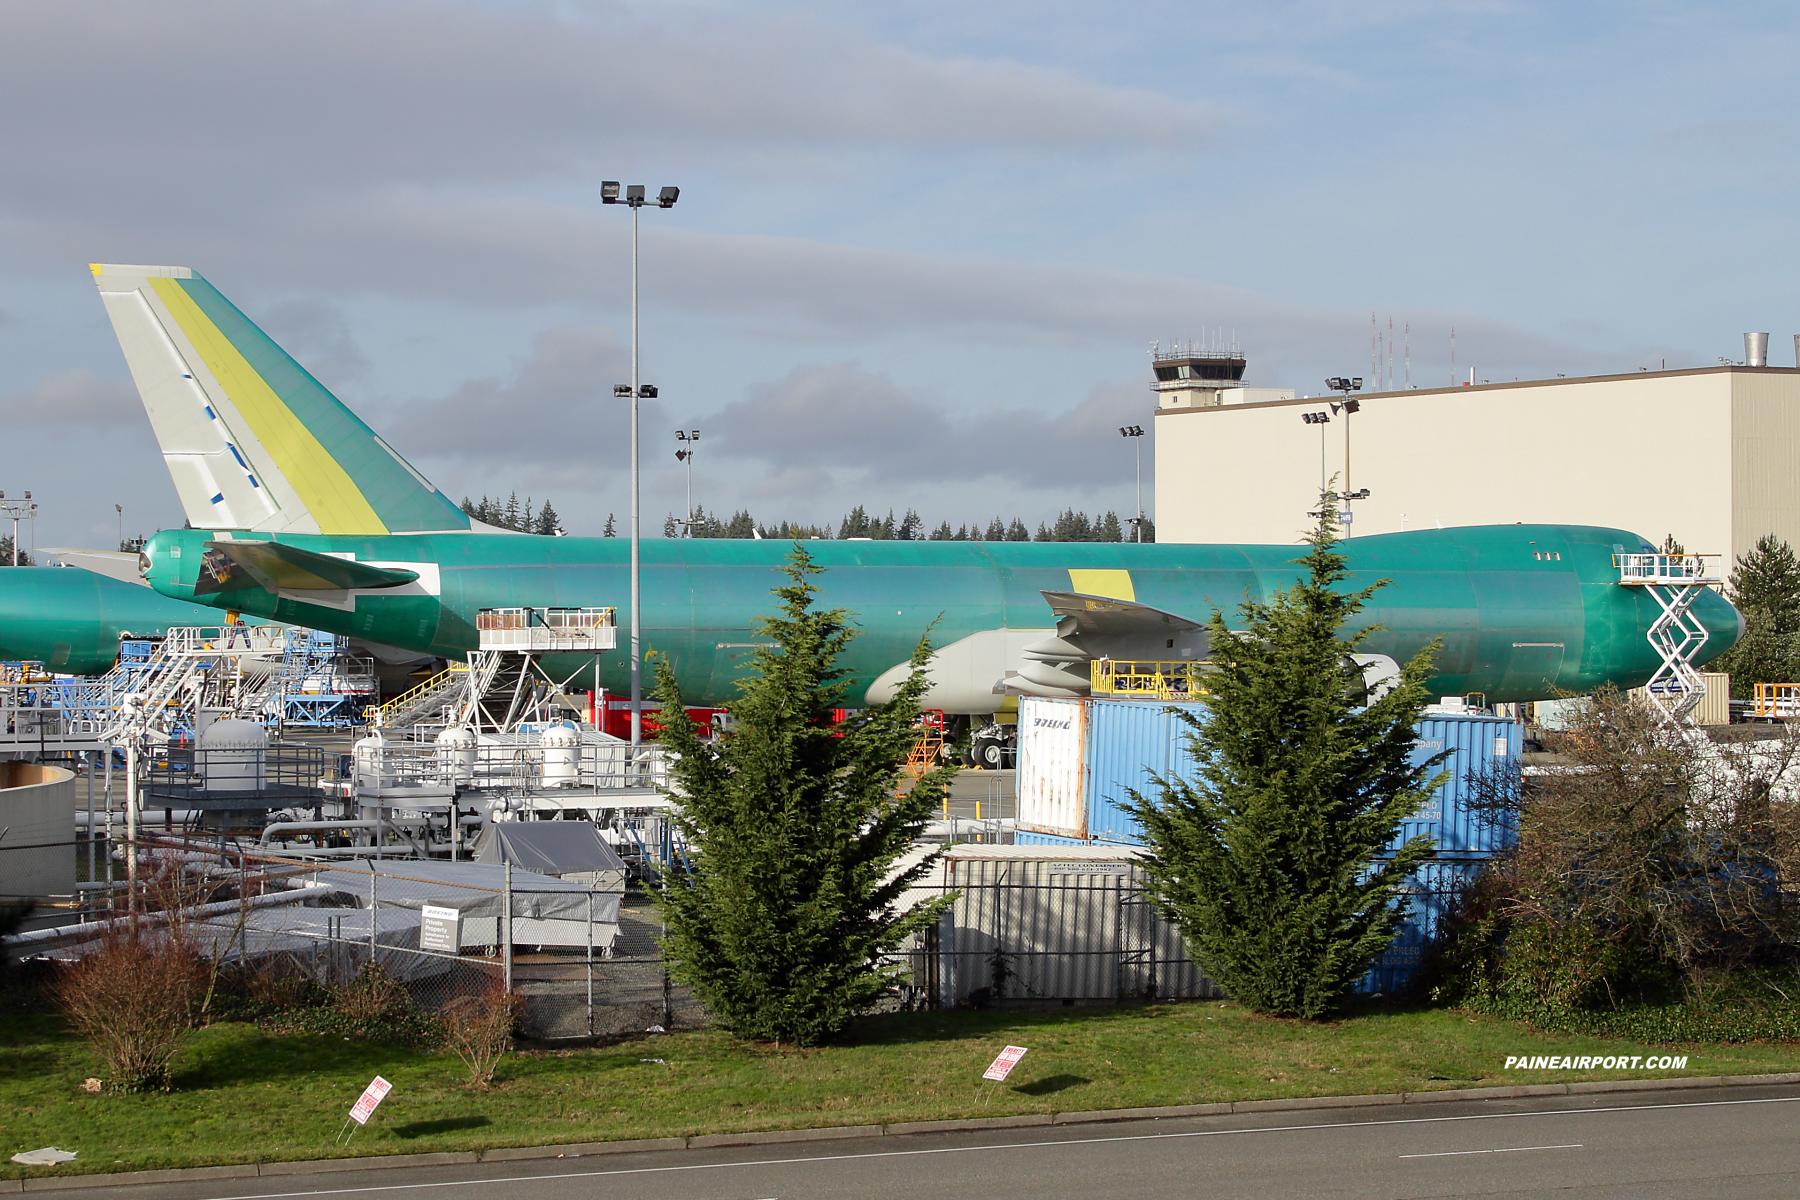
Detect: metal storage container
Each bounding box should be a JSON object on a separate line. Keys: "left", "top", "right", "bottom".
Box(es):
{"left": 1021, "top": 698, "right": 1519, "bottom": 857}
{"left": 1359, "top": 858, "right": 1487, "bottom": 994}
{"left": 1396, "top": 713, "right": 1520, "bottom": 856}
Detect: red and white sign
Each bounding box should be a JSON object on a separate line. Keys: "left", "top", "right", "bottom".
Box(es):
{"left": 347, "top": 1076, "right": 393, "bottom": 1126}
{"left": 982, "top": 1046, "right": 1029, "bottom": 1082}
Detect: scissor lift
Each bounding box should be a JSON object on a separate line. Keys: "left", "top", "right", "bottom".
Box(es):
{"left": 1615, "top": 552, "right": 1723, "bottom": 726}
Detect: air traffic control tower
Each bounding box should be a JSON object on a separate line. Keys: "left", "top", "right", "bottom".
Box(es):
{"left": 1150, "top": 344, "right": 1294, "bottom": 410}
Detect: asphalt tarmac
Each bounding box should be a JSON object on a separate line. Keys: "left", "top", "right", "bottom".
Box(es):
{"left": 43, "top": 1083, "right": 1800, "bottom": 1200}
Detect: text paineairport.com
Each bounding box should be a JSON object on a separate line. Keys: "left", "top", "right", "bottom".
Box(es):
{"left": 1503, "top": 1055, "right": 1689, "bottom": 1070}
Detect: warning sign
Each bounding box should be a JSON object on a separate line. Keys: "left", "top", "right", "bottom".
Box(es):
{"left": 982, "top": 1045, "right": 1029, "bottom": 1082}
{"left": 347, "top": 1076, "right": 393, "bottom": 1126}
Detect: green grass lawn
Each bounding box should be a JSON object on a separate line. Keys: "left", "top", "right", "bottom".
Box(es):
{"left": 4, "top": 1001, "right": 1798, "bottom": 1178}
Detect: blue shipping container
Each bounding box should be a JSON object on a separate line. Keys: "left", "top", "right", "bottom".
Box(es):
{"left": 1048, "top": 699, "right": 1518, "bottom": 858}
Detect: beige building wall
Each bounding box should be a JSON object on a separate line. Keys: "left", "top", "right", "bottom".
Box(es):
{"left": 1155, "top": 366, "right": 1800, "bottom": 563}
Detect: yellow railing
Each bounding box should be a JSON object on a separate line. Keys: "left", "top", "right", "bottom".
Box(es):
{"left": 1754, "top": 683, "right": 1800, "bottom": 719}
{"left": 371, "top": 662, "right": 467, "bottom": 723}
{"left": 1090, "top": 659, "right": 1204, "bottom": 700}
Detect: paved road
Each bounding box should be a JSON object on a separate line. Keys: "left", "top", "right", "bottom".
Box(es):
{"left": 50, "top": 1083, "right": 1800, "bottom": 1200}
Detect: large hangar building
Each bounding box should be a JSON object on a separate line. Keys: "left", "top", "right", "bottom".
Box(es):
{"left": 1153, "top": 349, "right": 1800, "bottom": 561}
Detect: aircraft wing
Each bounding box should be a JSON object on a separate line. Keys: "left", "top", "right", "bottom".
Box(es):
{"left": 1039, "top": 590, "right": 1207, "bottom": 639}
{"left": 196, "top": 540, "right": 419, "bottom": 596}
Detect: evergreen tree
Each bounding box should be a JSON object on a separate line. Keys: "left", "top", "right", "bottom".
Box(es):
{"left": 1137, "top": 516, "right": 1157, "bottom": 543}
{"left": 459, "top": 496, "right": 475, "bottom": 516}
{"left": 1096, "top": 511, "right": 1124, "bottom": 542}
{"left": 1130, "top": 505, "right": 1444, "bottom": 1018}
{"left": 984, "top": 517, "right": 1006, "bottom": 541}
{"left": 503, "top": 491, "right": 522, "bottom": 531}
{"left": 839, "top": 506, "right": 873, "bottom": 539}
{"left": 726, "top": 509, "right": 757, "bottom": 538}
{"left": 0, "top": 535, "right": 27, "bottom": 566}
{"left": 663, "top": 514, "right": 680, "bottom": 538}
{"left": 1006, "top": 518, "right": 1031, "bottom": 542}
{"left": 533, "top": 499, "right": 562, "bottom": 536}
{"left": 603, "top": 513, "right": 617, "bottom": 537}
{"left": 1715, "top": 534, "right": 1800, "bottom": 698}
{"left": 897, "top": 509, "right": 923, "bottom": 541}
{"left": 652, "top": 547, "right": 956, "bottom": 1044}
{"left": 928, "top": 521, "right": 954, "bottom": 541}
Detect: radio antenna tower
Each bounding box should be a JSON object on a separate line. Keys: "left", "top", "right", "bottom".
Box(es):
{"left": 1450, "top": 326, "right": 1456, "bottom": 387}
{"left": 1404, "top": 321, "right": 1410, "bottom": 388}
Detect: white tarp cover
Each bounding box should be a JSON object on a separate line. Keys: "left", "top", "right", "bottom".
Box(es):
{"left": 472, "top": 822, "right": 629, "bottom": 891}
{"left": 314, "top": 861, "right": 620, "bottom": 925}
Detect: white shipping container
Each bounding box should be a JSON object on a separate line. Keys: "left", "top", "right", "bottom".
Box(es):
{"left": 1015, "top": 697, "right": 1089, "bottom": 839}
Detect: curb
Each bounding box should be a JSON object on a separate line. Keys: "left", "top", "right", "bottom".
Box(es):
{"left": 13, "top": 1071, "right": 1800, "bottom": 1191}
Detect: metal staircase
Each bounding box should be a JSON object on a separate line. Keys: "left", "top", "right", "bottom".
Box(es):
{"left": 369, "top": 662, "right": 469, "bottom": 732}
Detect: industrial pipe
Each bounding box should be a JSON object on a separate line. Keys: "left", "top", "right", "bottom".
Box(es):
{"left": 2, "top": 882, "right": 332, "bottom": 951}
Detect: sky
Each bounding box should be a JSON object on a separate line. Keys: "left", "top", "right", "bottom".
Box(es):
{"left": 0, "top": 0, "right": 1795, "bottom": 551}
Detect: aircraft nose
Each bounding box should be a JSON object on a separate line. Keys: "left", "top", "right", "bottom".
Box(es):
{"left": 1693, "top": 586, "right": 1744, "bottom": 665}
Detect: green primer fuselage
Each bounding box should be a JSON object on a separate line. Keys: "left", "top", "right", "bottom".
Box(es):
{"left": 0, "top": 567, "right": 247, "bottom": 675}
{"left": 138, "top": 522, "right": 1740, "bottom": 707}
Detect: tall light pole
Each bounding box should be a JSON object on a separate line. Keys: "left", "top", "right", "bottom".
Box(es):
{"left": 1324, "top": 377, "right": 1369, "bottom": 534}
{"left": 1118, "top": 426, "right": 1145, "bottom": 541}
{"left": 602, "top": 180, "right": 679, "bottom": 769}
{"left": 0, "top": 490, "right": 36, "bottom": 566}
{"left": 675, "top": 429, "right": 699, "bottom": 535}
{"left": 116, "top": 503, "right": 124, "bottom": 552}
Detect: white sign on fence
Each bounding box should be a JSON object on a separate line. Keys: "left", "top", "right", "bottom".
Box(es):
{"left": 419, "top": 904, "right": 462, "bottom": 953}
{"left": 347, "top": 1076, "right": 393, "bottom": 1126}
{"left": 1047, "top": 862, "right": 1131, "bottom": 875}
{"left": 983, "top": 1045, "right": 1029, "bottom": 1083}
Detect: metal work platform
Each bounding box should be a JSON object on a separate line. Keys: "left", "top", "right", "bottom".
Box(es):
{"left": 476, "top": 607, "right": 616, "bottom": 653}
{"left": 1615, "top": 552, "right": 1723, "bottom": 726}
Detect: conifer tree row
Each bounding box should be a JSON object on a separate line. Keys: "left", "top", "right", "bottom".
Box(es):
{"left": 660, "top": 505, "right": 1151, "bottom": 542}
{"left": 458, "top": 493, "right": 563, "bottom": 535}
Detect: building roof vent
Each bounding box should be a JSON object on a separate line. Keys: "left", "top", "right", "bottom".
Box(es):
{"left": 1746, "top": 332, "right": 1769, "bottom": 367}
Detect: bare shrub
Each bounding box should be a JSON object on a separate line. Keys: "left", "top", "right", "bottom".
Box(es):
{"left": 334, "top": 960, "right": 411, "bottom": 1026}
{"left": 440, "top": 976, "right": 523, "bottom": 1089}
{"left": 1430, "top": 688, "right": 1800, "bottom": 1013}
{"left": 53, "top": 925, "right": 205, "bottom": 1093}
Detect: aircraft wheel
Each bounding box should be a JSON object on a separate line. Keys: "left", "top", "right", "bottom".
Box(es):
{"left": 977, "top": 737, "right": 1004, "bottom": 769}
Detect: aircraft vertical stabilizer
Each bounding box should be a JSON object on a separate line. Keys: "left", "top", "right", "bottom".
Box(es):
{"left": 90, "top": 263, "right": 471, "bottom": 536}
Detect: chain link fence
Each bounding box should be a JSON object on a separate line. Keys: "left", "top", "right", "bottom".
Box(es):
{"left": 2, "top": 837, "right": 708, "bottom": 1039}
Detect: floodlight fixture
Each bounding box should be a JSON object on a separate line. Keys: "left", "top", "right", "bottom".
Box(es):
{"left": 613, "top": 384, "right": 632, "bottom": 397}
{"left": 637, "top": 384, "right": 658, "bottom": 399}
{"left": 1119, "top": 426, "right": 1147, "bottom": 540}
{"left": 1301, "top": 411, "right": 1330, "bottom": 425}
{"left": 657, "top": 186, "right": 680, "bottom": 208}
{"left": 601, "top": 181, "right": 621, "bottom": 204}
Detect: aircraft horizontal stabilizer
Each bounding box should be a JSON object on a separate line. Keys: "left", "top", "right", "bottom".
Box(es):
{"left": 1038, "top": 591, "right": 1206, "bottom": 639}
{"left": 196, "top": 540, "right": 419, "bottom": 596}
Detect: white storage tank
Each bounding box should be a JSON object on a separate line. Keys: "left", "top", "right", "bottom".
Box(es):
{"left": 435, "top": 725, "right": 477, "bottom": 785}
{"left": 540, "top": 722, "right": 582, "bottom": 787}
{"left": 353, "top": 730, "right": 394, "bottom": 791}
{"left": 199, "top": 718, "right": 268, "bottom": 794}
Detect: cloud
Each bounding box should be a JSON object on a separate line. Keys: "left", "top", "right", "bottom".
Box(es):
{"left": 0, "top": 369, "right": 140, "bottom": 428}
{"left": 709, "top": 361, "right": 1149, "bottom": 491}
{"left": 377, "top": 323, "right": 660, "bottom": 468}
{"left": 256, "top": 299, "right": 372, "bottom": 389}
{"left": 0, "top": 1, "right": 1217, "bottom": 200}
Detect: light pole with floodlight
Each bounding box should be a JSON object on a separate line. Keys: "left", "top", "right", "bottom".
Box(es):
{"left": 1323, "top": 377, "right": 1369, "bottom": 533}
{"left": 675, "top": 429, "right": 699, "bottom": 535}
{"left": 602, "top": 180, "right": 679, "bottom": 769}
{"left": 1118, "top": 425, "right": 1145, "bottom": 541}
{"left": 0, "top": 491, "right": 36, "bottom": 566}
